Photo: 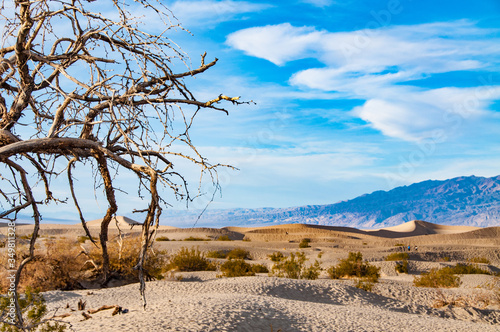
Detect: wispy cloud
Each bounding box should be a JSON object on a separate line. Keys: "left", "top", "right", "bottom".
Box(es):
{"left": 227, "top": 20, "right": 500, "bottom": 141}
{"left": 167, "top": 0, "right": 271, "bottom": 27}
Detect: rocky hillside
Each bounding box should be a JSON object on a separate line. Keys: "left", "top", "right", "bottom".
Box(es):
{"left": 162, "top": 175, "right": 500, "bottom": 228}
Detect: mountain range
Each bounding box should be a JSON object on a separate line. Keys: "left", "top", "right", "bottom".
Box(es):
{"left": 161, "top": 175, "right": 500, "bottom": 228}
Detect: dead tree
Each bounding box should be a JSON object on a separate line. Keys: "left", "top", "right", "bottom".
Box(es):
{"left": 0, "top": 0, "right": 242, "bottom": 321}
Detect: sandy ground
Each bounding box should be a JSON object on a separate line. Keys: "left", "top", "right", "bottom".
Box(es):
{"left": 1, "top": 218, "right": 500, "bottom": 331}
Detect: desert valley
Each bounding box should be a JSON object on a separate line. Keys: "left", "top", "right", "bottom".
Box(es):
{"left": 2, "top": 217, "right": 499, "bottom": 331}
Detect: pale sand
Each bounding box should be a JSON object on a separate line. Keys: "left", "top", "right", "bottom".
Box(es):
{"left": 44, "top": 275, "right": 499, "bottom": 331}
{"left": 2, "top": 219, "right": 500, "bottom": 331}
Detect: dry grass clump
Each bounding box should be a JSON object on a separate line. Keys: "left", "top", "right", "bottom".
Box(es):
{"left": 216, "top": 235, "right": 232, "bottom": 241}
{"left": 77, "top": 235, "right": 96, "bottom": 244}
{"left": 385, "top": 252, "right": 409, "bottom": 261}
{"left": 327, "top": 252, "right": 380, "bottom": 283}
{"left": 270, "top": 252, "right": 321, "bottom": 280}
{"left": 155, "top": 236, "right": 170, "bottom": 242}
{"left": 165, "top": 247, "right": 216, "bottom": 272}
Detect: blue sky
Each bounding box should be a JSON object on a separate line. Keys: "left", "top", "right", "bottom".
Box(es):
{"left": 14, "top": 0, "right": 500, "bottom": 223}
{"left": 155, "top": 0, "right": 500, "bottom": 211}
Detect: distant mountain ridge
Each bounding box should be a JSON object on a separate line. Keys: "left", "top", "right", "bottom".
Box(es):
{"left": 162, "top": 175, "right": 500, "bottom": 228}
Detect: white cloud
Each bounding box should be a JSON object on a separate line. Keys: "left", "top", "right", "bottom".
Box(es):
{"left": 300, "top": 0, "right": 335, "bottom": 8}
{"left": 227, "top": 20, "right": 500, "bottom": 141}
{"left": 168, "top": 1, "right": 270, "bottom": 27}
{"left": 226, "top": 23, "right": 324, "bottom": 65}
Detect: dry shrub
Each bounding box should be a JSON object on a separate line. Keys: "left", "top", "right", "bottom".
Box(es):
{"left": 385, "top": 252, "right": 409, "bottom": 261}
{"left": 165, "top": 247, "right": 216, "bottom": 272}
{"left": 206, "top": 250, "right": 229, "bottom": 259}
{"left": 183, "top": 236, "right": 209, "bottom": 241}
{"left": 218, "top": 259, "right": 255, "bottom": 278}
{"left": 270, "top": 252, "right": 321, "bottom": 280}
{"left": 395, "top": 260, "right": 409, "bottom": 274}
{"left": 327, "top": 252, "right": 380, "bottom": 283}
{"left": 299, "top": 238, "right": 311, "bottom": 248}
{"left": 251, "top": 264, "right": 269, "bottom": 274}
{"left": 468, "top": 256, "right": 490, "bottom": 264}
{"left": 89, "top": 236, "right": 166, "bottom": 281}
{"left": 413, "top": 268, "right": 461, "bottom": 288}
{"left": 10, "top": 239, "right": 87, "bottom": 292}
{"left": 268, "top": 252, "right": 285, "bottom": 262}
{"left": 217, "top": 235, "right": 232, "bottom": 241}
{"left": 155, "top": 236, "right": 170, "bottom": 242}
{"left": 227, "top": 248, "right": 251, "bottom": 260}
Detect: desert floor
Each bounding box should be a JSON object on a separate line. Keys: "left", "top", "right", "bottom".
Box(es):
{"left": 3, "top": 218, "right": 500, "bottom": 331}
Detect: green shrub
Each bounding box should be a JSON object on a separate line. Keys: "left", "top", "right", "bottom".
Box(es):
{"left": 0, "top": 287, "right": 67, "bottom": 331}
{"left": 270, "top": 252, "right": 321, "bottom": 280}
{"left": 219, "top": 259, "right": 255, "bottom": 277}
{"left": 251, "top": 264, "right": 269, "bottom": 273}
{"left": 413, "top": 268, "right": 461, "bottom": 288}
{"left": 206, "top": 250, "right": 228, "bottom": 259}
{"left": 327, "top": 252, "right": 380, "bottom": 282}
{"left": 227, "top": 248, "right": 251, "bottom": 260}
{"left": 301, "top": 260, "right": 322, "bottom": 280}
{"left": 217, "top": 235, "right": 232, "bottom": 241}
{"left": 355, "top": 280, "right": 375, "bottom": 292}
{"left": 469, "top": 257, "right": 490, "bottom": 264}
{"left": 183, "top": 236, "right": 209, "bottom": 241}
{"left": 156, "top": 236, "right": 170, "bottom": 242}
{"left": 385, "top": 252, "right": 409, "bottom": 261}
{"left": 299, "top": 238, "right": 311, "bottom": 248}
{"left": 268, "top": 252, "right": 285, "bottom": 262}
{"left": 166, "top": 247, "right": 216, "bottom": 272}
{"left": 395, "top": 260, "right": 409, "bottom": 274}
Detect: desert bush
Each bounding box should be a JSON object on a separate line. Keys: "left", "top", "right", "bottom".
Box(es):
{"left": 0, "top": 287, "right": 67, "bottom": 331}
{"left": 468, "top": 257, "right": 491, "bottom": 264}
{"left": 327, "top": 252, "right": 380, "bottom": 282}
{"left": 268, "top": 252, "right": 285, "bottom": 262}
{"left": 89, "top": 236, "right": 166, "bottom": 281}
{"left": 155, "top": 236, "right": 170, "bottom": 242}
{"left": 299, "top": 238, "right": 311, "bottom": 248}
{"left": 395, "top": 260, "right": 409, "bottom": 274}
{"left": 355, "top": 280, "right": 375, "bottom": 292}
{"left": 165, "top": 247, "right": 216, "bottom": 272}
{"left": 317, "top": 251, "right": 323, "bottom": 259}
{"left": 385, "top": 252, "right": 409, "bottom": 261}
{"left": 242, "top": 237, "right": 251, "bottom": 242}
{"left": 270, "top": 252, "right": 321, "bottom": 280}
{"left": 227, "top": 248, "right": 251, "bottom": 260}
{"left": 76, "top": 235, "right": 96, "bottom": 244}
{"left": 217, "top": 235, "right": 232, "bottom": 241}
{"left": 413, "top": 268, "right": 462, "bottom": 288}
{"left": 206, "top": 250, "right": 228, "bottom": 259}
{"left": 251, "top": 264, "right": 269, "bottom": 273}
{"left": 218, "top": 259, "right": 255, "bottom": 278}
{"left": 301, "top": 260, "right": 322, "bottom": 280}
{"left": 183, "top": 236, "right": 209, "bottom": 241}
{"left": 13, "top": 239, "right": 87, "bottom": 292}
{"left": 444, "top": 263, "right": 491, "bottom": 275}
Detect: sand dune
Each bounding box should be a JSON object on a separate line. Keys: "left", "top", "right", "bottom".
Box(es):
{"left": 44, "top": 275, "right": 500, "bottom": 331}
